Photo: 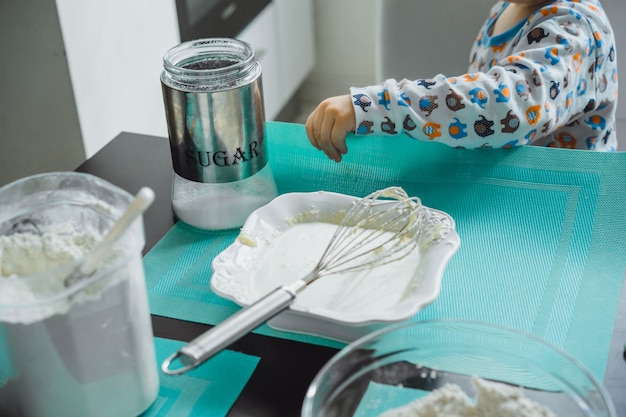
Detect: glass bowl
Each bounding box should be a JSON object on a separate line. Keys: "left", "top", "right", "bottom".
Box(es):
{"left": 302, "top": 320, "right": 616, "bottom": 417}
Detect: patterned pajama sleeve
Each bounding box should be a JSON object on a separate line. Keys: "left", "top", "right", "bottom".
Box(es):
{"left": 351, "top": 0, "right": 618, "bottom": 151}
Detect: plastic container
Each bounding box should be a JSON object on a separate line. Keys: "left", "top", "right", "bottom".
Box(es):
{"left": 161, "top": 37, "right": 278, "bottom": 230}
{"left": 0, "top": 172, "right": 159, "bottom": 417}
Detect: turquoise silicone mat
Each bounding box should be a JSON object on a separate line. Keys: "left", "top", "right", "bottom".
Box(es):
{"left": 143, "top": 121, "right": 626, "bottom": 382}
{"left": 0, "top": 335, "right": 258, "bottom": 416}
{"left": 354, "top": 382, "right": 431, "bottom": 417}
{"left": 141, "top": 338, "right": 259, "bottom": 417}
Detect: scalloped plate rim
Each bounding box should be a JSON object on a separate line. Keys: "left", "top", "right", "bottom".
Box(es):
{"left": 210, "top": 190, "right": 460, "bottom": 341}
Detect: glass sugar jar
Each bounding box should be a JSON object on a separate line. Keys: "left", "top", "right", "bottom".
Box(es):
{"left": 161, "top": 38, "right": 278, "bottom": 230}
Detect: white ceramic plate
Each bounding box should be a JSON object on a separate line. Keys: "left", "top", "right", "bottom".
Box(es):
{"left": 211, "top": 190, "right": 460, "bottom": 342}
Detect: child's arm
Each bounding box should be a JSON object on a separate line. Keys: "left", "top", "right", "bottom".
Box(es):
{"left": 306, "top": 1, "right": 617, "bottom": 160}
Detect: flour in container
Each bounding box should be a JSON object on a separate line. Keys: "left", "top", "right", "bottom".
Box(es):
{"left": 379, "top": 376, "right": 557, "bottom": 417}
{"left": 0, "top": 223, "right": 99, "bottom": 277}
{"left": 0, "top": 221, "right": 120, "bottom": 324}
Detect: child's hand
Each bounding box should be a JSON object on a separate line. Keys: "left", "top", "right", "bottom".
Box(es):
{"left": 305, "top": 94, "right": 356, "bottom": 162}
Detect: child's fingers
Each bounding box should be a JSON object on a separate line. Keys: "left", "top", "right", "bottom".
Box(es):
{"left": 307, "top": 106, "right": 342, "bottom": 161}
{"left": 331, "top": 123, "right": 348, "bottom": 156}
{"left": 305, "top": 95, "right": 354, "bottom": 162}
{"left": 320, "top": 115, "right": 343, "bottom": 162}
{"left": 305, "top": 112, "right": 322, "bottom": 150}
{"left": 306, "top": 106, "right": 328, "bottom": 151}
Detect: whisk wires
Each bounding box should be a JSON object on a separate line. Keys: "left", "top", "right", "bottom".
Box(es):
{"left": 305, "top": 187, "right": 423, "bottom": 283}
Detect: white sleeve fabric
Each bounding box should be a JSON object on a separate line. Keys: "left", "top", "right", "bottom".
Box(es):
{"left": 351, "top": 0, "right": 618, "bottom": 151}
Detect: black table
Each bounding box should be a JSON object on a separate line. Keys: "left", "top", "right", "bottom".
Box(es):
{"left": 77, "top": 131, "right": 626, "bottom": 417}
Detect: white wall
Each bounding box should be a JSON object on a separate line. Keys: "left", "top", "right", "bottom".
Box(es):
{"left": 240, "top": 0, "right": 316, "bottom": 121}
{"left": 300, "top": 0, "right": 493, "bottom": 106}
{"left": 299, "top": 0, "right": 379, "bottom": 105}
{"left": 376, "top": 0, "right": 494, "bottom": 81}
{"left": 55, "top": 0, "right": 180, "bottom": 158}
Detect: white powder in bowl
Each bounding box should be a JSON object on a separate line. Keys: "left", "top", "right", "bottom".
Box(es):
{"left": 379, "top": 376, "right": 557, "bottom": 417}
{"left": 0, "top": 224, "right": 99, "bottom": 278}
{"left": 0, "top": 223, "right": 107, "bottom": 323}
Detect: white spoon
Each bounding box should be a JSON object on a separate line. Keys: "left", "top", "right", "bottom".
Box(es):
{"left": 64, "top": 186, "right": 155, "bottom": 286}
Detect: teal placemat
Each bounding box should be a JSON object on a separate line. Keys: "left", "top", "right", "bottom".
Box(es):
{"left": 144, "top": 222, "right": 345, "bottom": 349}
{"left": 0, "top": 335, "right": 258, "bottom": 416}
{"left": 354, "top": 382, "right": 429, "bottom": 417}
{"left": 144, "top": 121, "right": 626, "bottom": 382}
{"left": 142, "top": 338, "right": 259, "bottom": 417}
{"left": 0, "top": 327, "right": 11, "bottom": 387}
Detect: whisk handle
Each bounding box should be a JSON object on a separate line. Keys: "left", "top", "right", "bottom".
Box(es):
{"left": 162, "top": 279, "right": 307, "bottom": 375}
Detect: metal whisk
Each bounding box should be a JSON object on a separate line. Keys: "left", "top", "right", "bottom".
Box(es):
{"left": 162, "top": 187, "right": 423, "bottom": 375}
